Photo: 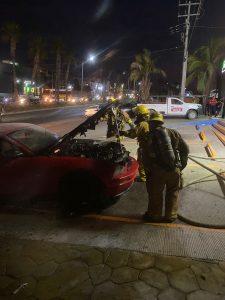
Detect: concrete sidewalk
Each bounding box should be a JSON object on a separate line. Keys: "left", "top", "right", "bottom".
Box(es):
{"left": 1, "top": 237, "right": 225, "bottom": 300}
{"left": 177, "top": 119, "right": 225, "bottom": 228}
{"left": 121, "top": 118, "right": 225, "bottom": 228}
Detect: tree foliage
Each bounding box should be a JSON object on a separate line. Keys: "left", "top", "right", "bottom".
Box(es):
{"left": 53, "top": 39, "right": 64, "bottom": 102}
{"left": 29, "top": 35, "right": 46, "bottom": 82}
{"left": 130, "top": 49, "right": 166, "bottom": 100}
{"left": 64, "top": 50, "right": 75, "bottom": 101}
{"left": 187, "top": 38, "right": 225, "bottom": 95}
{"left": 1, "top": 21, "right": 20, "bottom": 100}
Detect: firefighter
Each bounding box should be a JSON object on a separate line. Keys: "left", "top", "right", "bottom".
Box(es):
{"left": 106, "top": 98, "right": 134, "bottom": 142}
{"left": 141, "top": 112, "right": 189, "bottom": 222}
{"left": 119, "top": 104, "right": 150, "bottom": 182}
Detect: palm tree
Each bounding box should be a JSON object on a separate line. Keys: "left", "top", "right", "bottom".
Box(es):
{"left": 64, "top": 51, "right": 75, "bottom": 101}
{"left": 130, "top": 49, "right": 166, "bottom": 101}
{"left": 1, "top": 21, "right": 20, "bottom": 101}
{"left": 29, "top": 35, "right": 46, "bottom": 82}
{"left": 187, "top": 38, "right": 225, "bottom": 96}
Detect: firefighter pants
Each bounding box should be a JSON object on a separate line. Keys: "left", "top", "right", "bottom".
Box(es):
{"left": 145, "top": 164, "right": 180, "bottom": 219}
{"left": 137, "top": 147, "right": 146, "bottom": 181}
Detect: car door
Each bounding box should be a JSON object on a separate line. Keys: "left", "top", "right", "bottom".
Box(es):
{"left": 168, "top": 98, "right": 184, "bottom": 116}
{"left": 0, "top": 137, "right": 60, "bottom": 199}
{"left": 0, "top": 137, "right": 28, "bottom": 197}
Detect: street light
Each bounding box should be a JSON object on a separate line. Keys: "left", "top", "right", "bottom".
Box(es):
{"left": 81, "top": 54, "right": 96, "bottom": 98}
{"left": 88, "top": 55, "right": 95, "bottom": 62}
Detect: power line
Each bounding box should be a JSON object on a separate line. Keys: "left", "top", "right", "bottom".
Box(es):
{"left": 177, "top": 0, "right": 204, "bottom": 99}
{"left": 193, "top": 25, "right": 225, "bottom": 29}
{"left": 169, "top": 23, "right": 186, "bottom": 34}
{"left": 152, "top": 46, "right": 181, "bottom": 54}
{"left": 118, "top": 46, "right": 181, "bottom": 60}
{"left": 189, "top": 0, "right": 204, "bottom": 46}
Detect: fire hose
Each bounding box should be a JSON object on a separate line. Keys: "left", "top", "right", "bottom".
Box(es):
{"left": 178, "top": 155, "right": 225, "bottom": 228}
{"left": 187, "top": 155, "right": 225, "bottom": 182}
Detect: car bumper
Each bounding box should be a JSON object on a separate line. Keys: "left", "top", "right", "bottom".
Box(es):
{"left": 107, "top": 158, "right": 139, "bottom": 197}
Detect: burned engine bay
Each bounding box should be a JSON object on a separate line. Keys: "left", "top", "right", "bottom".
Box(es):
{"left": 53, "top": 138, "right": 130, "bottom": 163}
{"left": 51, "top": 102, "right": 132, "bottom": 163}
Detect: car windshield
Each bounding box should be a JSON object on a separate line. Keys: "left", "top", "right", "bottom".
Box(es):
{"left": 9, "top": 126, "right": 59, "bottom": 153}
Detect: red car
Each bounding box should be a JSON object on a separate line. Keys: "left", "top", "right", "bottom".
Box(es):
{"left": 0, "top": 103, "right": 138, "bottom": 212}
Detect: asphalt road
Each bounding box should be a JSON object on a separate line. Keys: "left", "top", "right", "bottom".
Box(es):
{"left": 3, "top": 104, "right": 209, "bottom": 136}
{"left": 2, "top": 104, "right": 90, "bottom": 124}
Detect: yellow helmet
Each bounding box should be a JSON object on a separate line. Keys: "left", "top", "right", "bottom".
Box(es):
{"left": 135, "top": 105, "right": 149, "bottom": 115}
{"left": 149, "top": 111, "right": 164, "bottom": 122}
{"left": 110, "top": 97, "right": 116, "bottom": 102}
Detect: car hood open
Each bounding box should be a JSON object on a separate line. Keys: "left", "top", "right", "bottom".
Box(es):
{"left": 52, "top": 102, "right": 114, "bottom": 147}
{"left": 47, "top": 101, "right": 132, "bottom": 163}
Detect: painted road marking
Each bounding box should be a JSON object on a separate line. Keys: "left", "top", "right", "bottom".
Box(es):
{"left": 83, "top": 214, "right": 225, "bottom": 233}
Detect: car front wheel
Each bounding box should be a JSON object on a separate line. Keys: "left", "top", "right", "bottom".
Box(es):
{"left": 187, "top": 109, "right": 197, "bottom": 119}
{"left": 59, "top": 173, "right": 110, "bottom": 214}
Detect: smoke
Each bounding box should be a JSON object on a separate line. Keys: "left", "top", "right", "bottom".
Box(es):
{"left": 94, "top": 0, "right": 112, "bottom": 21}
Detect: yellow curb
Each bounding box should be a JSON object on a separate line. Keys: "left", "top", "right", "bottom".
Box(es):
{"left": 199, "top": 131, "right": 206, "bottom": 141}
{"left": 83, "top": 214, "right": 142, "bottom": 224}
{"left": 82, "top": 214, "right": 225, "bottom": 233}
{"left": 205, "top": 143, "right": 216, "bottom": 160}
{"left": 83, "top": 214, "right": 182, "bottom": 227}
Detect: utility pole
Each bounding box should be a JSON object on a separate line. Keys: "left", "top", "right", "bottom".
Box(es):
{"left": 180, "top": 1, "right": 191, "bottom": 100}
{"left": 178, "top": 1, "right": 202, "bottom": 100}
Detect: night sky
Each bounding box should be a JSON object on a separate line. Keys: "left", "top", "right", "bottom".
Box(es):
{"left": 1, "top": 0, "right": 225, "bottom": 84}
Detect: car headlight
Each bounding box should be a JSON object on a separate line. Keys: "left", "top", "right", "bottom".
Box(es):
{"left": 19, "top": 97, "right": 26, "bottom": 104}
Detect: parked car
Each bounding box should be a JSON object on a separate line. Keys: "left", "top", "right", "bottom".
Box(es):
{"left": 28, "top": 95, "right": 40, "bottom": 104}
{"left": 140, "top": 97, "right": 202, "bottom": 119}
{"left": 0, "top": 103, "right": 138, "bottom": 212}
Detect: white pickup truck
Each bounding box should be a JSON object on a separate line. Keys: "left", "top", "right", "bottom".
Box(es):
{"left": 139, "top": 97, "right": 202, "bottom": 119}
